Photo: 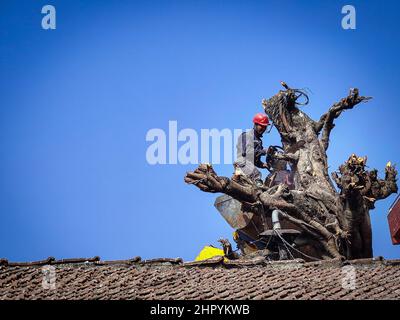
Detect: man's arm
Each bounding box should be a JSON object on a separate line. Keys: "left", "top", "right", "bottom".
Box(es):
{"left": 254, "top": 147, "right": 268, "bottom": 168}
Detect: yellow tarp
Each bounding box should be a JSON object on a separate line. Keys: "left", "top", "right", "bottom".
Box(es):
{"left": 195, "top": 246, "right": 226, "bottom": 261}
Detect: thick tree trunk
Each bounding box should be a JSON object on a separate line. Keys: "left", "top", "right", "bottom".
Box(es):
{"left": 185, "top": 83, "right": 398, "bottom": 260}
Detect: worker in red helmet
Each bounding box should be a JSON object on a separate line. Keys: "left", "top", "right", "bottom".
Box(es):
{"left": 234, "top": 113, "right": 271, "bottom": 187}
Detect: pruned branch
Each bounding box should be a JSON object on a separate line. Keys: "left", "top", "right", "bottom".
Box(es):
{"left": 184, "top": 163, "right": 259, "bottom": 203}
{"left": 369, "top": 163, "right": 398, "bottom": 201}
{"left": 316, "top": 88, "right": 372, "bottom": 150}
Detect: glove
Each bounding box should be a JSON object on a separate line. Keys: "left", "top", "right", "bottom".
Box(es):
{"left": 262, "top": 162, "right": 270, "bottom": 169}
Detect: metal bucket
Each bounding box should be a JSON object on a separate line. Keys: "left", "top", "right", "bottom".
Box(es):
{"left": 214, "top": 195, "right": 253, "bottom": 229}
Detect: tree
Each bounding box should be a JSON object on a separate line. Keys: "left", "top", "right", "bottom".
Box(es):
{"left": 184, "top": 82, "right": 398, "bottom": 260}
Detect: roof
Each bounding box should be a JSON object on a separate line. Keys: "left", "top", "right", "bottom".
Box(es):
{"left": 1, "top": 256, "right": 400, "bottom": 300}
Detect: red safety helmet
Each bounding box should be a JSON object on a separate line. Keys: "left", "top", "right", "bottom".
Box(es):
{"left": 253, "top": 113, "right": 269, "bottom": 127}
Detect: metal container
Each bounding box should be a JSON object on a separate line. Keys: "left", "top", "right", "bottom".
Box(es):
{"left": 214, "top": 195, "right": 253, "bottom": 229}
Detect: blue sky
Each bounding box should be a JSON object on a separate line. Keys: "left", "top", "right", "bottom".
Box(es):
{"left": 0, "top": 0, "right": 399, "bottom": 261}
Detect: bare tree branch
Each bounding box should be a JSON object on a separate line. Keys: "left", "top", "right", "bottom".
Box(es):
{"left": 316, "top": 88, "right": 372, "bottom": 150}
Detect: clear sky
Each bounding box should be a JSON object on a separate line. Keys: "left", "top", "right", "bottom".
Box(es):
{"left": 0, "top": 0, "right": 399, "bottom": 262}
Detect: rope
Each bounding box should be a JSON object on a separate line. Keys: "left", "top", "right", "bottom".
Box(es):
{"left": 273, "top": 229, "right": 295, "bottom": 260}
{"left": 272, "top": 229, "right": 320, "bottom": 261}
{"left": 293, "top": 88, "right": 310, "bottom": 106}
{"left": 230, "top": 227, "right": 321, "bottom": 262}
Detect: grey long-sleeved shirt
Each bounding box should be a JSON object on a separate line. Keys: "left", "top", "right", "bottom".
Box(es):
{"left": 236, "top": 128, "right": 266, "bottom": 168}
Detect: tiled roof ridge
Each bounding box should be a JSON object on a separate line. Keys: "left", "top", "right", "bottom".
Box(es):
{"left": 1, "top": 255, "right": 399, "bottom": 268}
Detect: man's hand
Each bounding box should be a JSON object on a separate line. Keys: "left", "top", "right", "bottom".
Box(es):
{"left": 261, "top": 163, "right": 270, "bottom": 169}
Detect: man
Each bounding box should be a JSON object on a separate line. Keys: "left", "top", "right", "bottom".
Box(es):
{"left": 234, "top": 113, "right": 270, "bottom": 186}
